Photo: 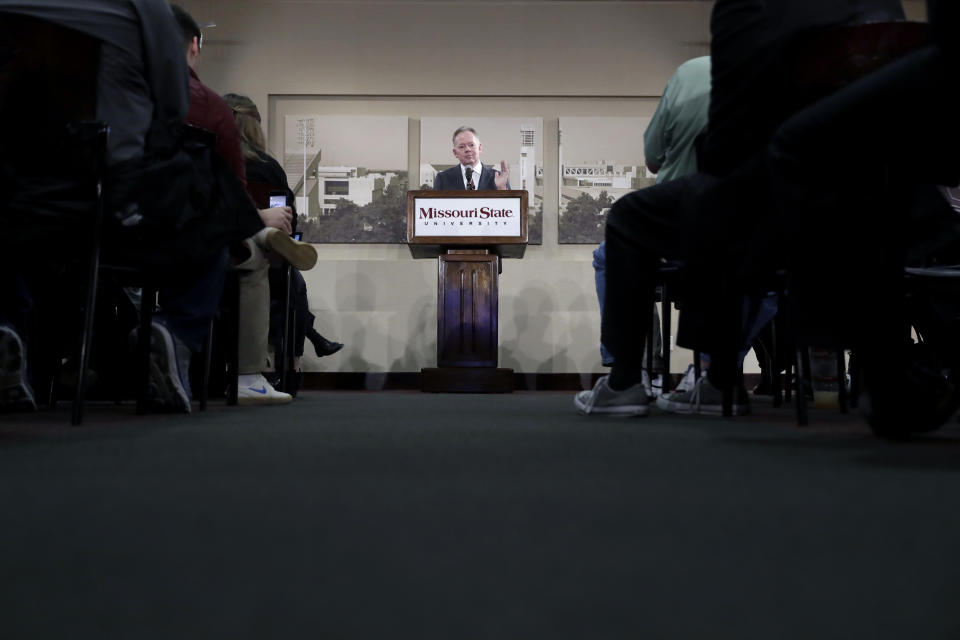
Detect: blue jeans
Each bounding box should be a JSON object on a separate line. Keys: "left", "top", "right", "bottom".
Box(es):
{"left": 156, "top": 248, "right": 229, "bottom": 353}
{"left": 593, "top": 241, "right": 662, "bottom": 370}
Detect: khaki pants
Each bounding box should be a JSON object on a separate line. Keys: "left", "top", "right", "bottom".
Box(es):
{"left": 233, "top": 239, "right": 270, "bottom": 374}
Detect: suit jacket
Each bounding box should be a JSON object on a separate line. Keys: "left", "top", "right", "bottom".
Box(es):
{"left": 432, "top": 163, "right": 510, "bottom": 190}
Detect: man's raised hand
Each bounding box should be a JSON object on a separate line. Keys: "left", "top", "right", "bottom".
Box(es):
{"left": 495, "top": 160, "right": 510, "bottom": 190}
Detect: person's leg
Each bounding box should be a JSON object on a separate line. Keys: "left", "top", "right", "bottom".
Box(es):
{"left": 235, "top": 244, "right": 270, "bottom": 376}
{"left": 594, "top": 240, "right": 664, "bottom": 374}
{"left": 576, "top": 177, "right": 702, "bottom": 415}
{"left": 769, "top": 46, "right": 960, "bottom": 432}
{"left": 603, "top": 176, "right": 707, "bottom": 386}
{"left": 592, "top": 242, "right": 614, "bottom": 366}
{"left": 127, "top": 248, "right": 229, "bottom": 413}
{"left": 157, "top": 249, "right": 229, "bottom": 354}
{"left": 146, "top": 248, "right": 229, "bottom": 412}
{"left": 0, "top": 270, "right": 36, "bottom": 411}
{"left": 233, "top": 239, "right": 292, "bottom": 405}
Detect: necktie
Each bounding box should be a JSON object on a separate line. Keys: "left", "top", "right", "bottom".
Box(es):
{"left": 465, "top": 166, "right": 475, "bottom": 190}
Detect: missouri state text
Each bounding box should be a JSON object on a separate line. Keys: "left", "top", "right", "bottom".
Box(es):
{"left": 418, "top": 207, "right": 514, "bottom": 219}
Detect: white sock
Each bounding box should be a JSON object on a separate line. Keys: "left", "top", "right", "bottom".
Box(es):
{"left": 238, "top": 373, "right": 264, "bottom": 387}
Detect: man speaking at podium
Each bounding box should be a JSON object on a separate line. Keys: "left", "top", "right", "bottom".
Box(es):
{"left": 433, "top": 126, "right": 511, "bottom": 190}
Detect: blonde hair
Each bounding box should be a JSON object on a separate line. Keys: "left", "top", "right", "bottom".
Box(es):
{"left": 223, "top": 93, "right": 268, "bottom": 160}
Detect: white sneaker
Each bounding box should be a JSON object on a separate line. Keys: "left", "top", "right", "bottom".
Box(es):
{"left": 0, "top": 324, "right": 36, "bottom": 412}
{"left": 237, "top": 373, "right": 293, "bottom": 405}
{"left": 675, "top": 364, "right": 699, "bottom": 393}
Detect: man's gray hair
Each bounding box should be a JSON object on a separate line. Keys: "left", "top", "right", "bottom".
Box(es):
{"left": 452, "top": 126, "right": 478, "bottom": 145}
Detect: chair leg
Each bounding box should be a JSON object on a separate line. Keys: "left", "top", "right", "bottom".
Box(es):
{"left": 135, "top": 286, "right": 155, "bottom": 415}
{"left": 848, "top": 351, "right": 860, "bottom": 408}
{"left": 837, "top": 348, "right": 848, "bottom": 413}
{"left": 286, "top": 289, "right": 298, "bottom": 393}
{"left": 72, "top": 188, "right": 106, "bottom": 426}
{"left": 198, "top": 320, "right": 213, "bottom": 412}
{"left": 278, "top": 265, "right": 292, "bottom": 393}
{"left": 70, "top": 125, "right": 108, "bottom": 426}
{"left": 772, "top": 367, "right": 783, "bottom": 408}
{"left": 226, "top": 273, "right": 239, "bottom": 406}
{"left": 661, "top": 285, "right": 672, "bottom": 395}
{"left": 646, "top": 303, "right": 655, "bottom": 386}
{"left": 72, "top": 258, "right": 98, "bottom": 426}
{"left": 794, "top": 346, "right": 808, "bottom": 426}
{"left": 770, "top": 319, "right": 783, "bottom": 408}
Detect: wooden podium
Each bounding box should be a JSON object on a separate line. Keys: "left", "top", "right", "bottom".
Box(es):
{"left": 407, "top": 190, "right": 528, "bottom": 393}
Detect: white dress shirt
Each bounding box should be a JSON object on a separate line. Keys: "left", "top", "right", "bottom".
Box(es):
{"left": 460, "top": 162, "right": 482, "bottom": 189}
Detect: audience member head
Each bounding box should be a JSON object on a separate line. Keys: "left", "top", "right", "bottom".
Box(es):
{"left": 170, "top": 4, "right": 202, "bottom": 70}
{"left": 223, "top": 93, "right": 267, "bottom": 160}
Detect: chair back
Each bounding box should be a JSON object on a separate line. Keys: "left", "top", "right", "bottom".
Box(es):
{"left": 785, "top": 21, "right": 929, "bottom": 109}
{"left": 0, "top": 12, "right": 100, "bottom": 174}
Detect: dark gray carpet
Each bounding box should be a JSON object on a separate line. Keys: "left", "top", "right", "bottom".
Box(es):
{"left": 2, "top": 393, "right": 960, "bottom": 639}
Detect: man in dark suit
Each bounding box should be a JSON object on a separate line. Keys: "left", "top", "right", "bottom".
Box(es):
{"left": 432, "top": 126, "right": 511, "bottom": 190}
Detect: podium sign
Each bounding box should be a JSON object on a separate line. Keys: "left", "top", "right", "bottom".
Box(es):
{"left": 407, "top": 190, "right": 528, "bottom": 259}
{"left": 407, "top": 190, "right": 529, "bottom": 393}
{"left": 412, "top": 195, "right": 523, "bottom": 237}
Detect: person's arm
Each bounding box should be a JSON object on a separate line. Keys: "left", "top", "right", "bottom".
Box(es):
{"left": 494, "top": 160, "right": 511, "bottom": 190}
{"left": 644, "top": 72, "right": 677, "bottom": 175}
{"left": 260, "top": 206, "right": 293, "bottom": 234}
{"left": 135, "top": 0, "right": 189, "bottom": 127}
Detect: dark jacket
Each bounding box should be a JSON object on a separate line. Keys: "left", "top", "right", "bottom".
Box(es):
{"left": 433, "top": 163, "right": 509, "bottom": 190}
{"left": 700, "top": 0, "right": 905, "bottom": 176}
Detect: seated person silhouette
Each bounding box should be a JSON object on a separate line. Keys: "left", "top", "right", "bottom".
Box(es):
{"left": 573, "top": 0, "right": 905, "bottom": 417}
{"left": 223, "top": 92, "right": 342, "bottom": 394}
{"left": 0, "top": 0, "right": 258, "bottom": 413}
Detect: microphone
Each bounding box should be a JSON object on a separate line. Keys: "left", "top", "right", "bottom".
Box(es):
{"left": 464, "top": 166, "right": 475, "bottom": 190}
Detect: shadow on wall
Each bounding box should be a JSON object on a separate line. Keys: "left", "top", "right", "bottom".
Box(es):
{"left": 391, "top": 294, "right": 434, "bottom": 372}
{"left": 343, "top": 322, "right": 374, "bottom": 377}
{"left": 500, "top": 282, "right": 554, "bottom": 373}
{"left": 337, "top": 270, "right": 378, "bottom": 312}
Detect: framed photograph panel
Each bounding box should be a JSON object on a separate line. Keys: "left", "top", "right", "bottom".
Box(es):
{"left": 558, "top": 117, "right": 654, "bottom": 244}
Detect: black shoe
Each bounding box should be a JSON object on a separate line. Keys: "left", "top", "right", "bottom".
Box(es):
{"left": 313, "top": 336, "right": 343, "bottom": 357}
{"left": 752, "top": 379, "right": 773, "bottom": 396}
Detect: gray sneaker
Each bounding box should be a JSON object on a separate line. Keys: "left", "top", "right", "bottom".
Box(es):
{"left": 574, "top": 375, "right": 649, "bottom": 416}
{"left": 0, "top": 324, "right": 36, "bottom": 412}
{"left": 132, "top": 322, "right": 192, "bottom": 413}
{"left": 656, "top": 375, "right": 750, "bottom": 416}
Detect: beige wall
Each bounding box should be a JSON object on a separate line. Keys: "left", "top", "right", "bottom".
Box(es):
{"left": 175, "top": 0, "right": 926, "bottom": 375}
